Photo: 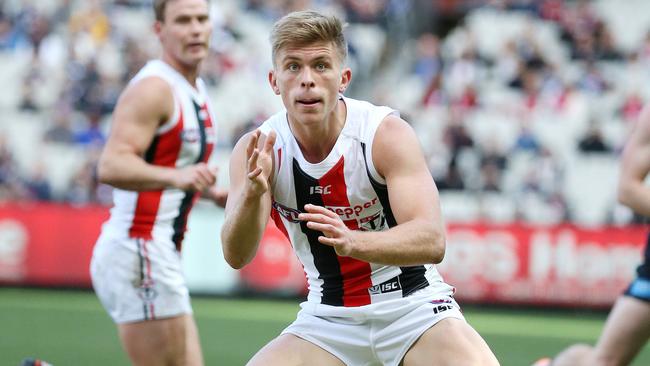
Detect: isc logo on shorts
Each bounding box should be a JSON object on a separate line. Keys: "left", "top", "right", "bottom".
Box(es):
{"left": 368, "top": 279, "right": 402, "bottom": 295}
{"left": 432, "top": 304, "right": 453, "bottom": 314}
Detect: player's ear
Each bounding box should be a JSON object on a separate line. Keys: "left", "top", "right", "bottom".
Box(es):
{"left": 339, "top": 67, "right": 352, "bottom": 94}
{"left": 269, "top": 70, "right": 281, "bottom": 95}
{"left": 153, "top": 21, "right": 163, "bottom": 37}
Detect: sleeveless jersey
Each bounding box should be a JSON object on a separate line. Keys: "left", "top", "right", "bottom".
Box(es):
{"left": 259, "top": 96, "right": 449, "bottom": 307}
{"left": 103, "top": 60, "right": 216, "bottom": 250}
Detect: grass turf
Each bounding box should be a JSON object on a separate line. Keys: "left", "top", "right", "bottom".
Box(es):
{"left": 1, "top": 288, "right": 649, "bottom": 366}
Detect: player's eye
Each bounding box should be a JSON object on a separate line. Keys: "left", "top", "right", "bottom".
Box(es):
{"left": 288, "top": 63, "right": 299, "bottom": 71}
{"left": 316, "top": 63, "right": 327, "bottom": 71}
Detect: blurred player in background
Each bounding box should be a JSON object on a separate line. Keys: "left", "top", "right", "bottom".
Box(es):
{"left": 533, "top": 106, "right": 650, "bottom": 366}
{"left": 89, "top": 0, "right": 225, "bottom": 365}
{"left": 221, "top": 10, "right": 499, "bottom": 366}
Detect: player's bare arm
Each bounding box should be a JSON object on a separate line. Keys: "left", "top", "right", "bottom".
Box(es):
{"left": 221, "top": 129, "right": 277, "bottom": 269}
{"left": 299, "top": 115, "right": 445, "bottom": 266}
{"left": 618, "top": 105, "right": 650, "bottom": 216}
{"left": 97, "top": 76, "right": 216, "bottom": 192}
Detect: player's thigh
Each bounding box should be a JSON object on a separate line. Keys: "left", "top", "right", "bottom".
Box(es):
{"left": 118, "top": 314, "right": 201, "bottom": 366}
{"left": 402, "top": 317, "right": 499, "bottom": 366}
{"left": 247, "top": 333, "right": 345, "bottom": 366}
{"left": 592, "top": 296, "right": 650, "bottom": 366}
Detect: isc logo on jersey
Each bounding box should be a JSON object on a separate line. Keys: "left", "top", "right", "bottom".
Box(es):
{"left": 368, "top": 279, "right": 401, "bottom": 295}
{"left": 309, "top": 185, "right": 331, "bottom": 195}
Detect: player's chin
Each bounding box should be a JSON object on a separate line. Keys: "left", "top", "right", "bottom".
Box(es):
{"left": 185, "top": 49, "right": 208, "bottom": 62}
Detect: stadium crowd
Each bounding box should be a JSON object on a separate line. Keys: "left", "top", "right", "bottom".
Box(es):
{"left": 0, "top": 0, "right": 648, "bottom": 225}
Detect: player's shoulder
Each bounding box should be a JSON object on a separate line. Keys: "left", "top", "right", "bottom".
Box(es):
{"left": 121, "top": 76, "right": 173, "bottom": 108}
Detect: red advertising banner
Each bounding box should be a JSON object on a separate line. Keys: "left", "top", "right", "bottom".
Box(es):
{"left": 1, "top": 203, "right": 647, "bottom": 307}
{"left": 238, "top": 221, "right": 308, "bottom": 295}
{"left": 0, "top": 203, "right": 108, "bottom": 286}
{"left": 439, "top": 223, "right": 648, "bottom": 307}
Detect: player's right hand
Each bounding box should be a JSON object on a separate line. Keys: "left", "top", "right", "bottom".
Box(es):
{"left": 245, "top": 129, "right": 276, "bottom": 197}
{"left": 173, "top": 162, "right": 217, "bottom": 192}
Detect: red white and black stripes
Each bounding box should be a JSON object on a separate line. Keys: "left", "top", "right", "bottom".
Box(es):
{"left": 129, "top": 105, "right": 185, "bottom": 240}
{"left": 137, "top": 238, "right": 156, "bottom": 320}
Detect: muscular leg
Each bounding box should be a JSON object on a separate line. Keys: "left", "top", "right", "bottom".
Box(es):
{"left": 247, "top": 334, "right": 345, "bottom": 366}
{"left": 401, "top": 318, "right": 500, "bottom": 366}
{"left": 553, "top": 296, "right": 650, "bottom": 366}
{"left": 118, "top": 314, "right": 203, "bottom": 366}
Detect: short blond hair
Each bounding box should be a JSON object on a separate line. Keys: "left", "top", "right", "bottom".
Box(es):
{"left": 270, "top": 10, "right": 347, "bottom": 65}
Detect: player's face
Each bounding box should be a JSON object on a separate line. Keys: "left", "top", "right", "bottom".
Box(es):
{"left": 156, "top": 0, "right": 212, "bottom": 68}
{"left": 270, "top": 41, "right": 351, "bottom": 126}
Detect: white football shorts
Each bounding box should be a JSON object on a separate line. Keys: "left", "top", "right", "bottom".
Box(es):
{"left": 282, "top": 286, "right": 465, "bottom": 366}
{"left": 90, "top": 232, "right": 192, "bottom": 324}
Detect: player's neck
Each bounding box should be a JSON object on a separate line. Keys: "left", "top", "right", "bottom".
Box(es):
{"left": 289, "top": 100, "right": 347, "bottom": 163}
{"left": 162, "top": 54, "right": 200, "bottom": 88}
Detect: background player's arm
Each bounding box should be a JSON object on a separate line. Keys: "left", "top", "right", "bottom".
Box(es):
{"left": 97, "top": 77, "right": 215, "bottom": 192}
{"left": 300, "top": 115, "right": 445, "bottom": 266}
{"left": 221, "top": 130, "right": 276, "bottom": 269}
{"left": 618, "top": 105, "right": 650, "bottom": 216}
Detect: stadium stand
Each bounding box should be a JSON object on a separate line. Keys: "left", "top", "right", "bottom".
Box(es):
{"left": 1, "top": 0, "right": 649, "bottom": 226}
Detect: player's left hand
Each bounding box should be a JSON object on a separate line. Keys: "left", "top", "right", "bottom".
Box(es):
{"left": 299, "top": 204, "right": 356, "bottom": 257}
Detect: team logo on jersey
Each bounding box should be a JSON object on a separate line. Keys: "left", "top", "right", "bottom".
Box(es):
{"left": 272, "top": 201, "right": 301, "bottom": 223}
{"left": 309, "top": 185, "right": 331, "bottom": 195}
{"left": 358, "top": 211, "right": 386, "bottom": 231}
{"left": 368, "top": 278, "right": 402, "bottom": 295}
{"left": 181, "top": 128, "right": 200, "bottom": 143}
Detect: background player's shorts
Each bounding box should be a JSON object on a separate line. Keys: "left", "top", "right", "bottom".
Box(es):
{"left": 90, "top": 232, "right": 192, "bottom": 324}
{"left": 625, "top": 233, "right": 650, "bottom": 302}
{"left": 282, "top": 286, "right": 464, "bottom": 366}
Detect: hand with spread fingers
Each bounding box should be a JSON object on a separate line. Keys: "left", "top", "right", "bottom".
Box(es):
{"left": 299, "top": 203, "right": 356, "bottom": 257}
{"left": 245, "top": 129, "right": 277, "bottom": 197}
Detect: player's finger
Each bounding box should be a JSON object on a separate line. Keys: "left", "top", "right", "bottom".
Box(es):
{"left": 196, "top": 164, "right": 216, "bottom": 182}
{"left": 209, "top": 165, "right": 219, "bottom": 176}
{"left": 304, "top": 204, "right": 338, "bottom": 219}
{"left": 306, "top": 221, "right": 335, "bottom": 234}
{"left": 263, "top": 130, "right": 276, "bottom": 154}
{"left": 317, "top": 236, "right": 337, "bottom": 246}
{"left": 248, "top": 149, "right": 260, "bottom": 171}
{"left": 246, "top": 130, "right": 259, "bottom": 158}
{"left": 299, "top": 212, "right": 335, "bottom": 225}
{"left": 247, "top": 167, "right": 262, "bottom": 179}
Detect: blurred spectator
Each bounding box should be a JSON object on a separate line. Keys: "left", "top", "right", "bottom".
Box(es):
{"left": 620, "top": 91, "right": 644, "bottom": 122}
{"left": 442, "top": 107, "right": 474, "bottom": 157}
{"left": 437, "top": 157, "right": 465, "bottom": 191}
{"left": 513, "top": 125, "right": 540, "bottom": 153}
{"left": 578, "top": 123, "right": 611, "bottom": 153}
{"left": 73, "top": 108, "right": 106, "bottom": 148}
{"left": 0, "top": 12, "right": 29, "bottom": 50}
{"left": 25, "top": 161, "right": 52, "bottom": 201}
{"left": 44, "top": 108, "right": 75, "bottom": 144}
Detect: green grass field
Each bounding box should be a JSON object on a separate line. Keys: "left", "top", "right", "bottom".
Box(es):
{"left": 1, "top": 288, "right": 649, "bottom": 366}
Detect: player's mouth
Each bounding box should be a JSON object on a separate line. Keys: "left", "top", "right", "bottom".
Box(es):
{"left": 296, "top": 98, "right": 322, "bottom": 107}
{"left": 187, "top": 42, "right": 206, "bottom": 51}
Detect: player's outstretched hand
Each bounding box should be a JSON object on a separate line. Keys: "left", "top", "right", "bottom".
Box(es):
{"left": 245, "top": 129, "right": 276, "bottom": 197}
{"left": 299, "top": 204, "right": 355, "bottom": 257}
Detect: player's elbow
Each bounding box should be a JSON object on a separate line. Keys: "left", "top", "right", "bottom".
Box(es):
{"left": 97, "top": 156, "right": 117, "bottom": 185}
{"left": 221, "top": 234, "right": 253, "bottom": 269}
{"left": 426, "top": 226, "right": 446, "bottom": 264}
{"left": 430, "top": 231, "right": 446, "bottom": 264}
{"left": 224, "top": 252, "right": 251, "bottom": 270}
